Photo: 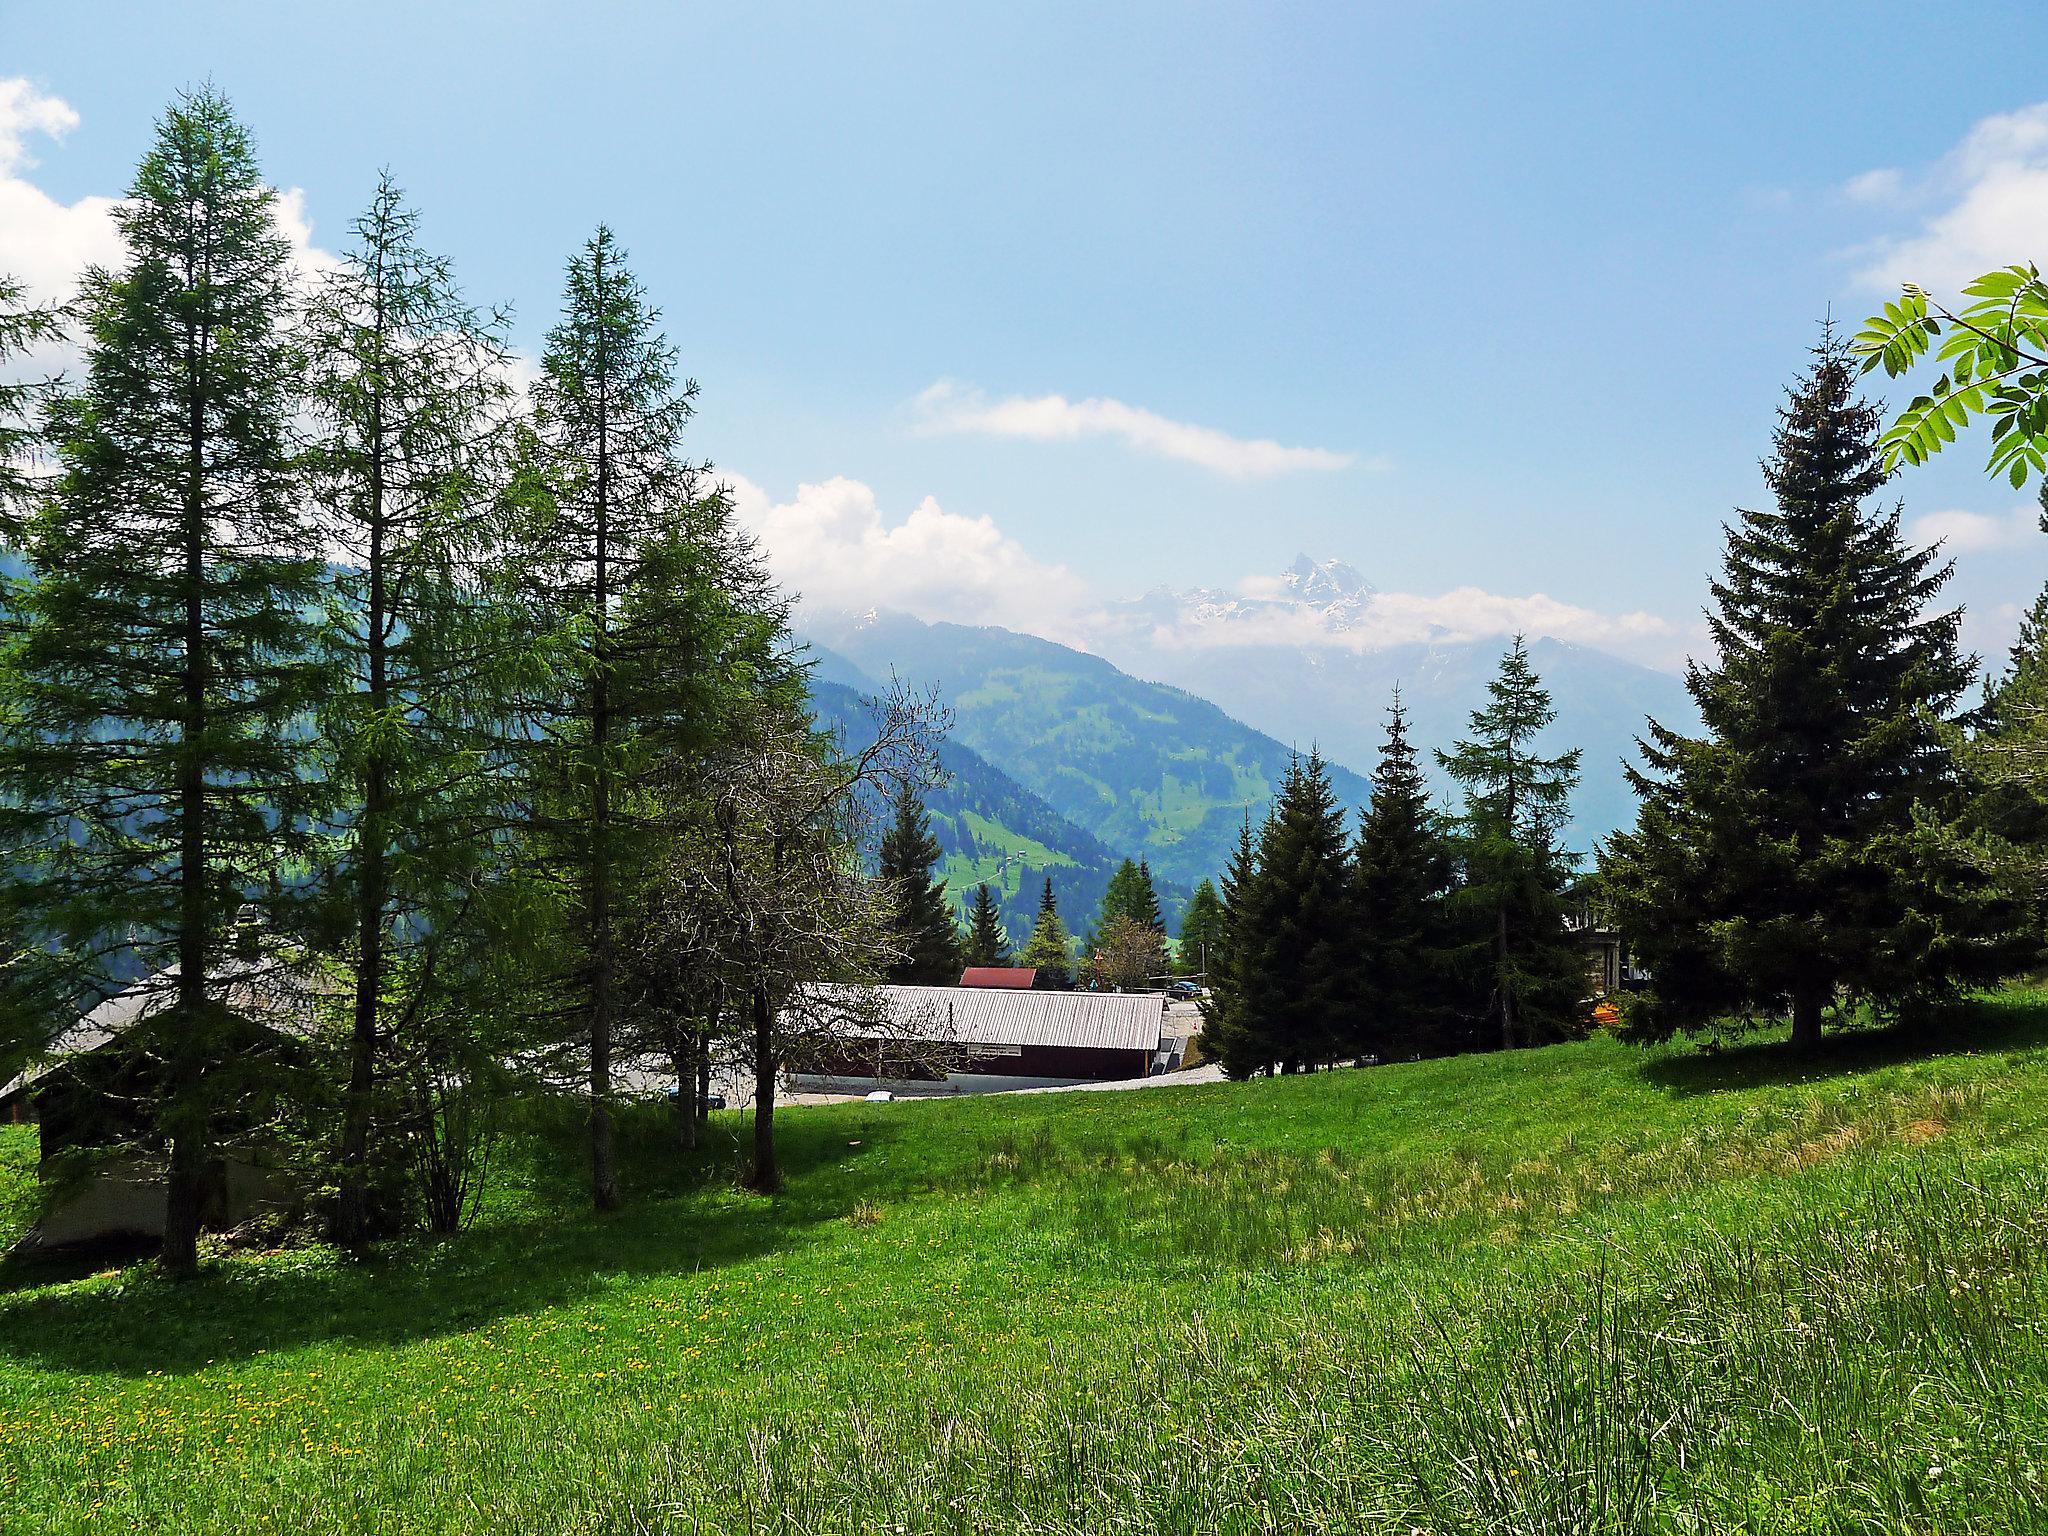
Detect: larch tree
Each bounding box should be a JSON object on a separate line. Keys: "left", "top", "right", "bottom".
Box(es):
{"left": 0, "top": 275, "right": 64, "bottom": 537}
{"left": 0, "top": 89, "right": 325, "bottom": 1273}
{"left": 1439, "top": 638, "right": 1586, "bottom": 1050}
{"left": 878, "top": 782, "right": 962, "bottom": 985}
{"left": 1603, "top": 333, "right": 2032, "bottom": 1047}
{"left": 1348, "top": 690, "right": 1459, "bottom": 1060}
{"left": 509, "top": 226, "right": 711, "bottom": 1211}
{"left": 963, "top": 882, "right": 1013, "bottom": 967}
{"left": 300, "top": 174, "right": 524, "bottom": 1242}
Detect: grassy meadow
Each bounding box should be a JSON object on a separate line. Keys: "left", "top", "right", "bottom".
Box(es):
{"left": 5, "top": 995, "right": 2048, "bottom": 1533}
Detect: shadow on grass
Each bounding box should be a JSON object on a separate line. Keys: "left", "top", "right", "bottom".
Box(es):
{"left": 0, "top": 1095, "right": 923, "bottom": 1378}
{"left": 1638, "top": 990, "right": 2048, "bottom": 1098}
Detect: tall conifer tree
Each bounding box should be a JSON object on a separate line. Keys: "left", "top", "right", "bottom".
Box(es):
{"left": 1199, "top": 816, "right": 1262, "bottom": 1073}
{"left": 1605, "top": 332, "right": 2031, "bottom": 1045}
{"left": 0, "top": 89, "right": 323, "bottom": 1272}
{"left": 300, "top": 175, "right": 522, "bottom": 1241}
{"left": 878, "top": 783, "right": 961, "bottom": 984}
{"left": 1019, "top": 877, "right": 1073, "bottom": 988}
{"left": 1176, "top": 878, "right": 1226, "bottom": 978}
{"left": 1440, "top": 639, "right": 1586, "bottom": 1049}
{"left": 1348, "top": 691, "right": 1459, "bottom": 1059}
{"left": 511, "top": 227, "right": 762, "bottom": 1210}
{"left": 962, "top": 882, "right": 1012, "bottom": 968}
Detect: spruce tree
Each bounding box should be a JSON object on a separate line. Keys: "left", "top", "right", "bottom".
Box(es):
{"left": 1132, "top": 859, "right": 1165, "bottom": 934}
{"left": 1206, "top": 756, "right": 1352, "bottom": 1075}
{"left": 1199, "top": 816, "right": 1263, "bottom": 1073}
{"left": 962, "top": 882, "right": 1012, "bottom": 968}
{"left": 1604, "top": 332, "right": 2032, "bottom": 1046}
{"left": 1019, "top": 878, "right": 1074, "bottom": 988}
{"left": 1439, "top": 639, "right": 1587, "bottom": 1049}
{"left": 1176, "top": 878, "right": 1226, "bottom": 979}
{"left": 878, "top": 783, "right": 962, "bottom": 984}
{"left": 0, "top": 89, "right": 323, "bottom": 1273}
{"left": 300, "top": 175, "right": 524, "bottom": 1242}
{"left": 1349, "top": 691, "right": 1459, "bottom": 1059}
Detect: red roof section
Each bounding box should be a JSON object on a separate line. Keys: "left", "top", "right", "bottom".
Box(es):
{"left": 959, "top": 967, "right": 1038, "bottom": 990}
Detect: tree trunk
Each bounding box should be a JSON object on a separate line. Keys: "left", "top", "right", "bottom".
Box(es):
{"left": 338, "top": 298, "right": 389, "bottom": 1248}
{"left": 164, "top": 314, "right": 211, "bottom": 1277}
{"left": 747, "top": 985, "right": 778, "bottom": 1193}
{"left": 1496, "top": 901, "right": 1515, "bottom": 1051}
{"left": 1791, "top": 983, "right": 1826, "bottom": 1052}
{"left": 586, "top": 236, "right": 620, "bottom": 1213}
{"left": 672, "top": 1026, "right": 696, "bottom": 1150}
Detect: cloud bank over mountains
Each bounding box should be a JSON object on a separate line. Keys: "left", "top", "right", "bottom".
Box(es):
{"left": 728, "top": 472, "right": 1686, "bottom": 670}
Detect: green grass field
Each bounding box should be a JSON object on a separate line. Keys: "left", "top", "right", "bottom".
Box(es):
{"left": 5, "top": 995, "right": 2048, "bottom": 1533}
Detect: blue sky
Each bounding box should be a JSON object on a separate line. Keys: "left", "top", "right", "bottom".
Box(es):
{"left": 5, "top": 1, "right": 2048, "bottom": 671}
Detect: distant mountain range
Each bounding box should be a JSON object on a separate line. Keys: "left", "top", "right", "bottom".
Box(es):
{"left": 806, "top": 674, "right": 1153, "bottom": 947}
{"left": 802, "top": 556, "right": 1700, "bottom": 913}
{"left": 803, "top": 611, "right": 1372, "bottom": 913}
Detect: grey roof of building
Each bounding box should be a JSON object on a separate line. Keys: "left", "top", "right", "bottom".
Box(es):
{"left": 0, "top": 956, "right": 332, "bottom": 1106}
{"left": 837, "top": 984, "right": 1166, "bottom": 1054}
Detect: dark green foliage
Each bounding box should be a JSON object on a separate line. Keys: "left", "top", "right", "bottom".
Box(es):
{"left": 1092, "top": 857, "right": 1165, "bottom": 947}
{"left": 1176, "top": 878, "right": 1225, "bottom": 978}
{"left": 0, "top": 276, "right": 64, "bottom": 539}
{"left": 1347, "top": 692, "right": 1461, "bottom": 1059}
{"left": 1439, "top": 639, "right": 1588, "bottom": 1049}
{"left": 1020, "top": 877, "right": 1074, "bottom": 988}
{"left": 878, "top": 783, "right": 963, "bottom": 984}
{"left": 963, "top": 883, "right": 1012, "bottom": 968}
{"left": 1604, "top": 333, "right": 2034, "bottom": 1047}
{"left": 299, "top": 175, "right": 528, "bottom": 1241}
{"left": 507, "top": 227, "right": 791, "bottom": 1209}
{"left": 1203, "top": 754, "right": 1354, "bottom": 1078}
{"left": 0, "top": 89, "right": 325, "bottom": 1271}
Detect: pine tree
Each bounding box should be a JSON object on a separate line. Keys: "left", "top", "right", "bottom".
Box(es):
{"left": 1604, "top": 332, "right": 2033, "bottom": 1046}
{"left": 878, "top": 783, "right": 962, "bottom": 984}
{"left": 962, "top": 882, "right": 1012, "bottom": 968}
{"left": 1348, "top": 690, "right": 1460, "bottom": 1059}
{"left": 1020, "top": 879, "right": 1074, "bottom": 989}
{"left": 1176, "top": 878, "right": 1226, "bottom": 979}
{"left": 1132, "top": 859, "right": 1165, "bottom": 934}
{"left": 1439, "top": 638, "right": 1587, "bottom": 1049}
{"left": 300, "top": 174, "right": 525, "bottom": 1242}
{"left": 0, "top": 89, "right": 324, "bottom": 1273}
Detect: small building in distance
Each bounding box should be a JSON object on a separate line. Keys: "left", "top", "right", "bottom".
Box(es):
{"left": 0, "top": 956, "right": 329, "bottom": 1252}
{"left": 958, "top": 966, "right": 1036, "bottom": 990}
{"left": 789, "top": 983, "right": 1166, "bottom": 1095}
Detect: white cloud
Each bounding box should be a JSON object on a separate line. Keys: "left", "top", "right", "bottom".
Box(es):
{"left": 1849, "top": 103, "right": 2048, "bottom": 291}
{"left": 725, "top": 472, "right": 1094, "bottom": 642}
{"left": 0, "top": 80, "right": 122, "bottom": 316}
{"left": 1905, "top": 504, "right": 2040, "bottom": 553}
{"left": 1131, "top": 583, "right": 1676, "bottom": 662}
{"left": 913, "top": 379, "right": 1366, "bottom": 479}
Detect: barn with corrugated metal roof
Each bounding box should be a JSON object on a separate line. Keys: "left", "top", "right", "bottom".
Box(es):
{"left": 791, "top": 984, "right": 1167, "bottom": 1093}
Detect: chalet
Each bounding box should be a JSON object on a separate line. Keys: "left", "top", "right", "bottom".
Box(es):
{"left": 788, "top": 983, "right": 1167, "bottom": 1095}
{"left": 0, "top": 956, "right": 329, "bottom": 1251}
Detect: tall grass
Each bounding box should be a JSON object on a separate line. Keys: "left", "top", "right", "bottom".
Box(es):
{"left": 3, "top": 995, "right": 2048, "bottom": 1532}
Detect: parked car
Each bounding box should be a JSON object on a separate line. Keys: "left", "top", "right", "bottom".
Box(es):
{"left": 1168, "top": 980, "right": 1203, "bottom": 1001}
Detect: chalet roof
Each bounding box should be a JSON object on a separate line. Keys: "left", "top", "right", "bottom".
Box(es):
{"left": 959, "top": 967, "right": 1037, "bottom": 989}
{"left": 839, "top": 984, "right": 1165, "bottom": 1054}
{"left": 0, "top": 955, "right": 333, "bottom": 1107}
